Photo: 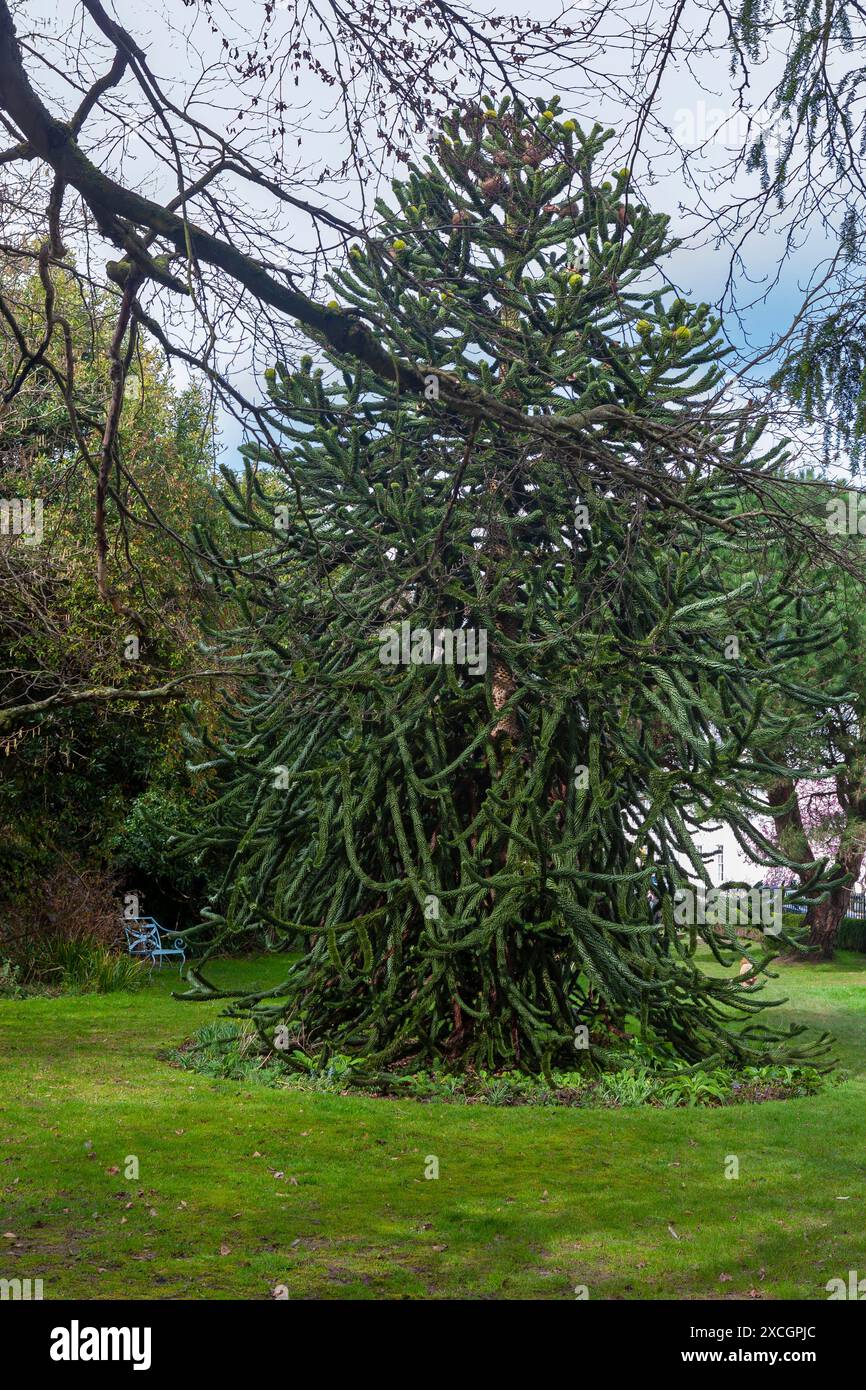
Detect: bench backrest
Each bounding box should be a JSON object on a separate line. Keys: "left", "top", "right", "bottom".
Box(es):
{"left": 123, "top": 919, "right": 162, "bottom": 951}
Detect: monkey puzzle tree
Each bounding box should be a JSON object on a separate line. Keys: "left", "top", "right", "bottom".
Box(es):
{"left": 178, "top": 98, "right": 839, "bottom": 1076}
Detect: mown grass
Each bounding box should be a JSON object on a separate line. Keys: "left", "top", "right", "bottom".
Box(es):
{"left": 1, "top": 951, "right": 865, "bottom": 1300}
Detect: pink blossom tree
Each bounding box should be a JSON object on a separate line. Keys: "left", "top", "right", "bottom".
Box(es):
{"left": 762, "top": 771, "right": 866, "bottom": 958}
{"left": 762, "top": 779, "right": 846, "bottom": 886}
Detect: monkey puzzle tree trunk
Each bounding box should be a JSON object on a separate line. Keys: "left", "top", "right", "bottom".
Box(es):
{"left": 176, "top": 99, "right": 839, "bottom": 1077}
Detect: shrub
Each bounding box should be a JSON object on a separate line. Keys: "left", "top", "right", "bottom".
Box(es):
{"left": 42, "top": 940, "right": 146, "bottom": 994}
{"left": 111, "top": 788, "right": 214, "bottom": 897}
{"left": 837, "top": 916, "right": 866, "bottom": 952}
{"left": 0, "top": 860, "right": 137, "bottom": 991}
{"left": 0, "top": 958, "right": 25, "bottom": 999}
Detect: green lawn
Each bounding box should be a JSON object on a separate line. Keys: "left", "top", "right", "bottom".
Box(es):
{"left": 1, "top": 952, "right": 865, "bottom": 1300}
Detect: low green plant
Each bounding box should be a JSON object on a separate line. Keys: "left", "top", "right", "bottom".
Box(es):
{"left": 0, "top": 958, "right": 25, "bottom": 999}
{"left": 596, "top": 1068, "right": 657, "bottom": 1107}
{"left": 38, "top": 939, "right": 147, "bottom": 994}
{"left": 654, "top": 1070, "right": 732, "bottom": 1107}
{"left": 169, "top": 1023, "right": 829, "bottom": 1108}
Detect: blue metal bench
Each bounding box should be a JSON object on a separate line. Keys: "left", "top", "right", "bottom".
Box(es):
{"left": 121, "top": 916, "right": 186, "bottom": 968}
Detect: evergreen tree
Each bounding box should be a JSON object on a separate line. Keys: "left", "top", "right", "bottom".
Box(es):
{"left": 179, "top": 98, "right": 837, "bottom": 1076}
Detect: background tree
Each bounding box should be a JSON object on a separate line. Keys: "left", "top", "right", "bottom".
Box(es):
{"left": 0, "top": 252, "right": 227, "bottom": 918}
{"left": 755, "top": 515, "right": 866, "bottom": 959}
